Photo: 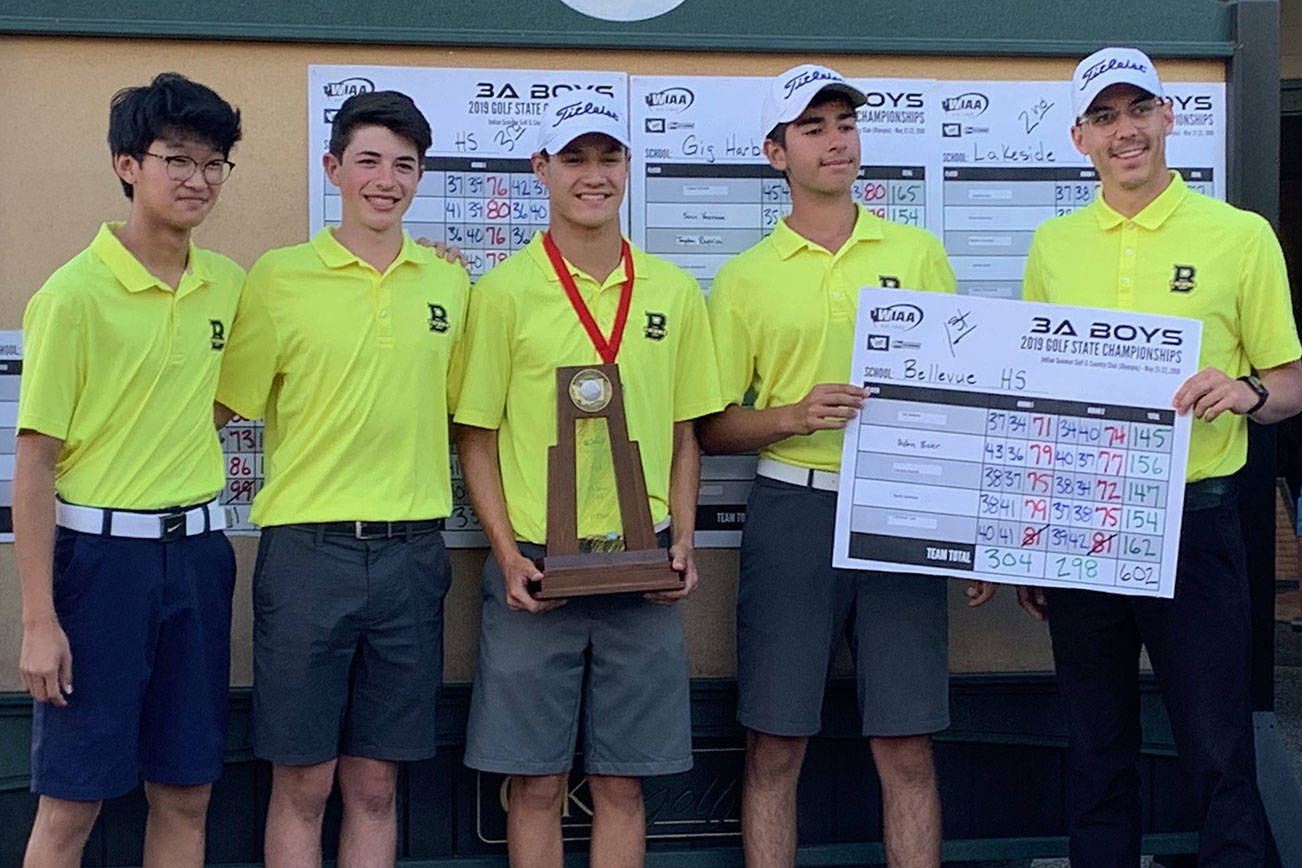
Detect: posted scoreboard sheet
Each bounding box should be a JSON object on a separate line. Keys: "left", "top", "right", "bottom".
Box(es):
{"left": 0, "top": 332, "right": 20, "bottom": 542}
{"left": 630, "top": 76, "right": 940, "bottom": 291}
{"left": 832, "top": 289, "right": 1202, "bottom": 598}
{"left": 935, "top": 80, "right": 1224, "bottom": 298}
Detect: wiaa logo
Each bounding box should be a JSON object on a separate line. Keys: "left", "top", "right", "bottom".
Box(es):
{"left": 868, "top": 304, "right": 923, "bottom": 332}
{"left": 323, "top": 77, "right": 375, "bottom": 99}
{"left": 644, "top": 87, "right": 695, "bottom": 113}
{"left": 941, "top": 92, "right": 988, "bottom": 117}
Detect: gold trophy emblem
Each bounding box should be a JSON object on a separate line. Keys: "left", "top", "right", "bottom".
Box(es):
{"left": 568, "top": 368, "right": 613, "bottom": 413}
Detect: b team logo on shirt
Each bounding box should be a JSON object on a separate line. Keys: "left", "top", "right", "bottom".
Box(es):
{"left": 209, "top": 319, "right": 226, "bottom": 350}
{"left": 879, "top": 276, "right": 901, "bottom": 288}
{"left": 644, "top": 311, "right": 667, "bottom": 340}
{"left": 1170, "top": 265, "right": 1197, "bottom": 293}
{"left": 428, "top": 303, "right": 450, "bottom": 333}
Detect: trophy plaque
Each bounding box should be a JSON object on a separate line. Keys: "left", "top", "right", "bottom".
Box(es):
{"left": 531, "top": 363, "right": 683, "bottom": 599}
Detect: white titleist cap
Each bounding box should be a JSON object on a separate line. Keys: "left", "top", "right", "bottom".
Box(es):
{"left": 761, "top": 63, "right": 867, "bottom": 139}
{"left": 536, "top": 93, "right": 630, "bottom": 153}
{"left": 1071, "top": 47, "right": 1164, "bottom": 121}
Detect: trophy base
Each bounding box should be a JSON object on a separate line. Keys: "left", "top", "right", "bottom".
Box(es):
{"left": 532, "top": 548, "right": 684, "bottom": 599}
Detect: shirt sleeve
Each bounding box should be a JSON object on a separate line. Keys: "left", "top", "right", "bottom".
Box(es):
{"left": 451, "top": 278, "right": 514, "bottom": 430}
{"left": 705, "top": 264, "right": 755, "bottom": 408}
{"left": 444, "top": 266, "right": 473, "bottom": 414}
{"left": 673, "top": 278, "right": 725, "bottom": 422}
{"left": 17, "top": 289, "right": 83, "bottom": 439}
{"left": 1237, "top": 215, "right": 1302, "bottom": 371}
{"left": 214, "top": 261, "right": 282, "bottom": 420}
{"left": 1021, "top": 229, "right": 1049, "bottom": 303}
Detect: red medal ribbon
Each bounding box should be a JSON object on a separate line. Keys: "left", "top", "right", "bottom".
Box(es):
{"left": 542, "top": 231, "right": 635, "bottom": 365}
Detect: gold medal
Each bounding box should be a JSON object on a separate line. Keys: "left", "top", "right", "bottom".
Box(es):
{"left": 569, "top": 368, "right": 613, "bottom": 413}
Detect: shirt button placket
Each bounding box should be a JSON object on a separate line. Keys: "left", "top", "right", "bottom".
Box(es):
{"left": 1117, "top": 221, "right": 1137, "bottom": 308}
{"left": 376, "top": 276, "right": 393, "bottom": 347}
{"left": 168, "top": 293, "right": 184, "bottom": 364}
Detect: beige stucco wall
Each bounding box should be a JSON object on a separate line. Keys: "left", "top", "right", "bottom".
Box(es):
{"left": 1284, "top": 0, "right": 1302, "bottom": 79}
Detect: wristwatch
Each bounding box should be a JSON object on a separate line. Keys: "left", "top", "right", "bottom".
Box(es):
{"left": 1237, "top": 374, "right": 1269, "bottom": 415}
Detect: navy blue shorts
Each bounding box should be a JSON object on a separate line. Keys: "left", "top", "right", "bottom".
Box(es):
{"left": 30, "top": 527, "right": 236, "bottom": 801}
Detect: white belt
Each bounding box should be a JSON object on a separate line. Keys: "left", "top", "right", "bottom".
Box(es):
{"left": 55, "top": 499, "right": 228, "bottom": 540}
{"left": 756, "top": 458, "right": 839, "bottom": 492}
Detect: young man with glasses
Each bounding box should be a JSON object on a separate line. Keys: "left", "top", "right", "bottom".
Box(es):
{"left": 1017, "top": 46, "right": 1302, "bottom": 866}
{"left": 16, "top": 72, "right": 243, "bottom": 867}
{"left": 699, "top": 64, "right": 963, "bottom": 868}
{"left": 215, "top": 90, "right": 469, "bottom": 868}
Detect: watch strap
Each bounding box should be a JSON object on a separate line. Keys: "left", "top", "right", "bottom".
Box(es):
{"left": 1237, "top": 375, "right": 1268, "bottom": 415}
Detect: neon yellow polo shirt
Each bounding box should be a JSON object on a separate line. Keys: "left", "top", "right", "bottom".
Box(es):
{"left": 216, "top": 228, "right": 469, "bottom": 525}
{"left": 709, "top": 205, "right": 956, "bottom": 471}
{"left": 17, "top": 222, "right": 244, "bottom": 509}
{"left": 1024, "top": 172, "right": 1301, "bottom": 482}
{"left": 453, "top": 233, "right": 724, "bottom": 545}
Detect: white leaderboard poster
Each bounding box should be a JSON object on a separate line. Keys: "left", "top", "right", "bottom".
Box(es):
{"left": 832, "top": 289, "right": 1201, "bottom": 598}
{"left": 933, "top": 80, "right": 1224, "bottom": 299}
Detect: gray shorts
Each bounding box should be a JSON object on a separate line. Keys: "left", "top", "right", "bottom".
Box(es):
{"left": 737, "top": 476, "right": 950, "bottom": 737}
{"left": 463, "top": 540, "right": 692, "bottom": 777}
{"left": 252, "top": 524, "right": 450, "bottom": 765}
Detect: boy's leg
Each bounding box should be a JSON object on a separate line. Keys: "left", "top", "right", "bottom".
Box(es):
{"left": 28, "top": 532, "right": 163, "bottom": 864}
{"left": 735, "top": 479, "right": 851, "bottom": 865}
{"left": 589, "top": 775, "right": 645, "bottom": 868}
{"left": 1045, "top": 587, "right": 1144, "bottom": 867}
{"left": 23, "top": 796, "right": 101, "bottom": 868}
{"left": 583, "top": 533, "right": 692, "bottom": 867}
{"left": 135, "top": 530, "right": 235, "bottom": 866}
{"left": 853, "top": 570, "right": 949, "bottom": 868}
{"left": 335, "top": 529, "right": 451, "bottom": 867}
{"left": 142, "top": 782, "right": 211, "bottom": 868}
{"left": 870, "top": 735, "right": 940, "bottom": 868}
{"left": 251, "top": 527, "right": 370, "bottom": 865}
{"left": 463, "top": 543, "right": 590, "bottom": 865}
{"left": 337, "top": 756, "right": 399, "bottom": 868}
{"left": 265, "top": 760, "right": 338, "bottom": 868}
{"left": 1136, "top": 503, "right": 1267, "bottom": 866}
{"left": 741, "top": 731, "right": 808, "bottom": 868}
{"left": 506, "top": 773, "right": 568, "bottom": 868}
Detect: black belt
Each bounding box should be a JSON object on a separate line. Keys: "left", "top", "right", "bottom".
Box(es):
{"left": 1183, "top": 475, "right": 1237, "bottom": 512}
{"left": 290, "top": 519, "right": 445, "bottom": 540}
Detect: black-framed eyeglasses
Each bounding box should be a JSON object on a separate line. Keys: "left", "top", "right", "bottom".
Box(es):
{"left": 141, "top": 152, "right": 235, "bottom": 184}
{"left": 1076, "top": 97, "right": 1165, "bottom": 131}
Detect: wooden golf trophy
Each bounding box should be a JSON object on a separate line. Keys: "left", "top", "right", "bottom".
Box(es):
{"left": 531, "top": 364, "right": 683, "bottom": 599}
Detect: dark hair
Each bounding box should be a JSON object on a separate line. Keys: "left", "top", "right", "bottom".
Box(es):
{"left": 766, "top": 90, "right": 855, "bottom": 147}
{"left": 328, "top": 91, "right": 432, "bottom": 161}
{"left": 108, "top": 72, "right": 242, "bottom": 199}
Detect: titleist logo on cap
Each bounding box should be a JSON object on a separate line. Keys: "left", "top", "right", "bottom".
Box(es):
{"left": 1079, "top": 57, "right": 1149, "bottom": 89}
{"left": 552, "top": 100, "right": 621, "bottom": 126}
{"left": 782, "top": 68, "right": 843, "bottom": 99}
